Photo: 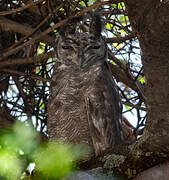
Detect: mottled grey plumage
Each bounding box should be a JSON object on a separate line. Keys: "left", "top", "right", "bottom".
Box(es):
{"left": 47, "top": 15, "right": 123, "bottom": 156}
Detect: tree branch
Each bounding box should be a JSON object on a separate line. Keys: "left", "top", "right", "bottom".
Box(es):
{"left": 76, "top": 0, "right": 124, "bottom": 17}
{"left": 122, "top": 101, "right": 146, "bottom": 111}
{"left": 1, "top": 69, "right": 52, "bottom": 83}
{"left": 0, "top": 52, "right": 55, "bottom": 68}
{"left": 0, "top": 0, "right": 45, "bottom": 16}
{"left": 107, "top": 32, "right": 136, "bottom": 44}
{"left": 0, "top": 17, "right": 55, "bottom": 47}
{"left": 108, "top": 51, "right": 146, "bottom": 100}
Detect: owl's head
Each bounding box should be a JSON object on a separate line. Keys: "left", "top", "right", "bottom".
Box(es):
{"left": 55, "top": 13, "right": 107, "bottom": 70}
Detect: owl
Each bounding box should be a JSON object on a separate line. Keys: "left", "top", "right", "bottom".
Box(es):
{"left": 47, "top": 14, "right": 123, "bottom": 157}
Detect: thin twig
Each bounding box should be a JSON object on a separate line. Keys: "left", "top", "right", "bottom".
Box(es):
{"left": 7, "top": 3, "right": 64, "bottom": 51}
{"left": 76, "top": 0, "right": 123, "bottom": 17}
{"left": 107, "top": 32, "right": 136, "bottom": 44}
{"left": 122, "top": 101, "right": 146, "bottom": 111}
{"left": 1, "top": 69, "right": 52, "bottom": 83}
{"left": 0, "top": 52, "right": 55, "bottom": 68}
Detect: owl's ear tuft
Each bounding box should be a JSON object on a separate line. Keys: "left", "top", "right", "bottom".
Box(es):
{"left": 89, "top": 11, "right": 104, "bottom": 37}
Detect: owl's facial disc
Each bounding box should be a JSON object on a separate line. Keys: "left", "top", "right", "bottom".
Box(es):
{"left": 57, "top": 37, "right": 79, "bottom": 66}
{"left": 57, "top": 33, "right": 106, "bottom": 69}
{"left": 78, "top": 35, "right": 106, "bottom": 69}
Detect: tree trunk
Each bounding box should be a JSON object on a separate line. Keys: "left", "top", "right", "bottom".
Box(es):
{"left": 126, "top": 0, "right": 169, "bottom": 154}
{"left": 84, "top": 0, "right": 169, "bottom": 179}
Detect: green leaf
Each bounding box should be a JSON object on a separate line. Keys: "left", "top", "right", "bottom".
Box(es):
{"left": 125, "top": 105, "right": 134, "bottom": 115}
{"left": 138, "top": 77, "right": 145, "bottom": 84}
{"left": 113, "top": 43, "right": 122, "bottom": 49}
{"left": 60, "top": 8, "right": 64, "bottom": 12}
{"left": 120, "top": 15, "right": 125, "bottom": 22}
{"left": 87, "top": 0, "right": 96, "bottom": 6}
{"left": 126, "top": 105, "right": 131, "bottom": 111}
{"left": 39, "top": 42, "right": 46, "bottom": 47}
{"left": 79, "top": 1, "right": 86, "bottom": 6}
{"left": 118, "top": 2, "right": 125, "bottom": 9}
{"left": 106, "top": 23, "right": 113, "bottom": 30}
{"left": 37, "top": 46, "right": 45, "bottom": 55}
{"left": 39, "top": 101, "right": 45, "bottom": 109}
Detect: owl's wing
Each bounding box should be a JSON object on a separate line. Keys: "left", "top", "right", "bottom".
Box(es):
{"left": 84, "top": 63, "right": 123, "bottom": 156}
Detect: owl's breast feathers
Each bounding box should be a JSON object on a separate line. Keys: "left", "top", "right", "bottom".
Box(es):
{"left": 47, "top": 62, "right": 123, "bottom": 156}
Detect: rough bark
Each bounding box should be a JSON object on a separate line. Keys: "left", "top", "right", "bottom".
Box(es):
{"left": 96, "top": 0, "right": 169, "bottom": 178}
{"left": 126, "top": 0, "right": 169, "bottom": 156}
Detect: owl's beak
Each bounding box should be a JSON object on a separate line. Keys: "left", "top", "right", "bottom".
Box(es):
{"left": 78, "top": 50, "right": 85, "bottom": 68}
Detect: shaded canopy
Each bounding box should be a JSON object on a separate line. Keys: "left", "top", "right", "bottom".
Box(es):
{"left": 0, "top": 0, "right": 145, "bottom": 136}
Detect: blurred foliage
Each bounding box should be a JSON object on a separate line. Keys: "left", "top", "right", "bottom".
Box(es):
{"left": 0, "top": 123, "right": 87, "bottom": 180}
{"left": 34, "top": 142, "right": 88, "bottom": 180}
{"left": 0, "top": 122, "right": 37, "bottom": 179}
{"left": 0, "top": 122, "right": 37, "bottom": 155}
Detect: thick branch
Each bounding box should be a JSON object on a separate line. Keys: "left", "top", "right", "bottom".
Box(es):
{"left": 109, "top": 63, "right": 137, "bottom": 91}
{"left": 0, "top": 18, "right": 68, "bottom": 60}
{"left": 0, "top": 17, "right": 55, "bottom": 46}
{"left": 108, "top": 61, "right": 145, "bottom": 100}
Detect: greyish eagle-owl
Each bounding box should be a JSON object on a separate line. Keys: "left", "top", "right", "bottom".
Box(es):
{"left": 47, "top": 13, "right": 123, "bottom": 157}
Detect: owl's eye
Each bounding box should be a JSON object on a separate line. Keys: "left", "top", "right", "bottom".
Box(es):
{"left": 62, "top": 45, "right": 73, "bottom": 50}
{"left": 92, "top": 45, "right": 100, "bottom": 49}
